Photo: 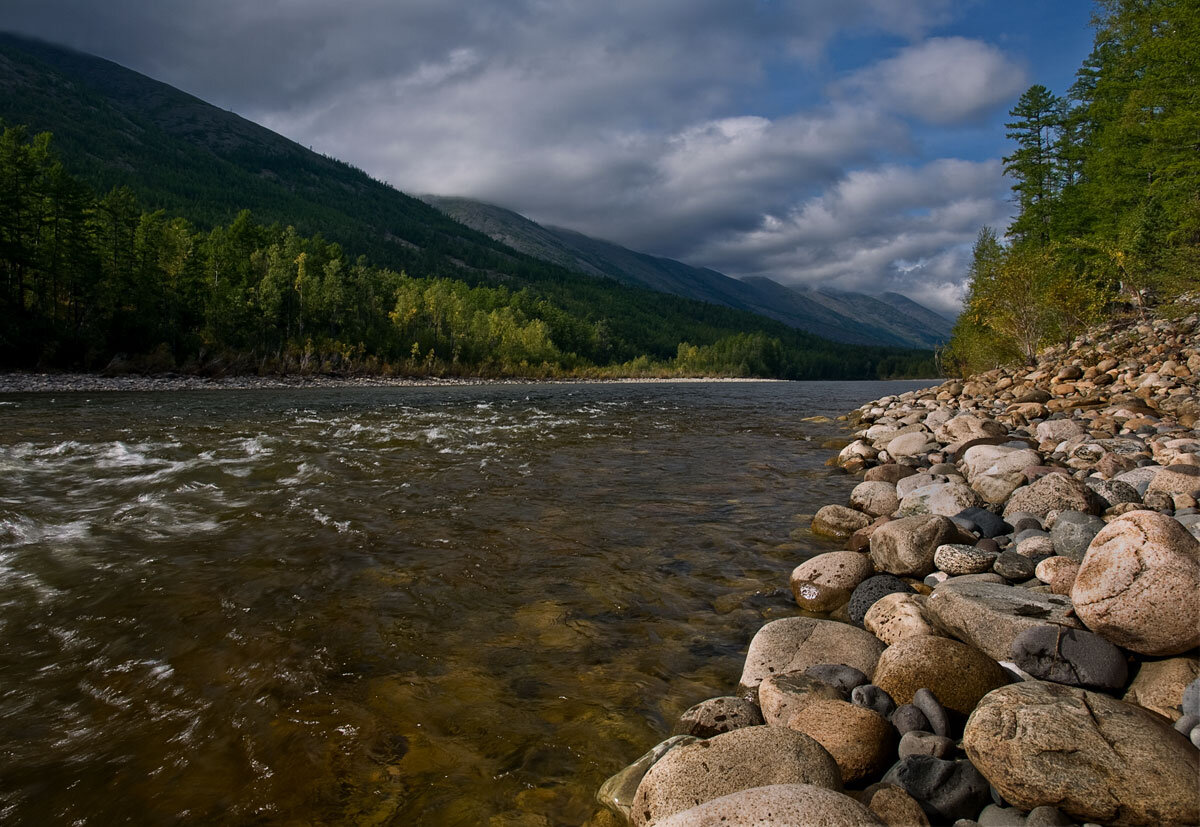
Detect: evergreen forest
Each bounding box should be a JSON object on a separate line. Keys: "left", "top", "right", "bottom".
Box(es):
{"left": 0, "top": 127, "right": 935, "bottom": 379}
{"left": 946, "top": 0, "right": 1199, "bottom": 374}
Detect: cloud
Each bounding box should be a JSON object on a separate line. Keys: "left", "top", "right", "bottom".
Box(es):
{"left": 0, "top": 0, "right": 1021, "bottom": 316}
{"left": 835, "top": 36, "right": 1029, "bottom": 125}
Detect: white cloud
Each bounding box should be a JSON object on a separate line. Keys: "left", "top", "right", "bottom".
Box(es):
{"left": 835, "top": 37, "right": 1029, "bottom": 124}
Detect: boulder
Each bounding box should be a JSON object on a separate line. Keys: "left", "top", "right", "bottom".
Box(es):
{"left": 866, "top": 464, "right": 918, "bottom": 485}
{"left": 864, "top": 592, "right": 942, "bottom": 645}
{"left": 963, "top": 446, "right": 1044, "bottom": 505}
{"left": 870, "top": 515, "right": 964, "bottom": 577}
{"left": 653, "top": 784, "right": 885, "bottom": 827}
{"left": 812, "top": 505, "right": 873, "bottom": 540}
{"left": 1037, "top": 419, "right": 1085, "bottom": 444}
{"left": 871, "top": 635, "right": 1009, "bottom": 717}
{"left": 787, "top": 699, "right": 897, "bottom": 783}
{"left": 925, "top": 580, "right": 1081, "bottom": 663}
{"left": 897, "top": 482, "right": 982, "bottom": 518}
{"left": 759, "top": 672, "right": 844, "bottom": 727}
{"left": 888, "top": 431, "right": 936, "bottom": 459}
{"left": 1086, "top": 477, "right": 1142, "bottom": 509}
{"left": 1004, "top": 474, "right": 1099, "bottom": 519}
{"left": 964, "top": 681, "right": 1200, "bottom": 825}
{"left": 1123, "top": 657, "right": 1199, "bottom": 720}
{"left": 630, "top": 727, "right": 842, "bottom": 826}
{"left": 1071, "top": 510, "right": 1200, "bottom": 656}
{"left": 934, "top": 544, "right": 997, "bottom": 576}
{"left": 935, "top": 415, "right": 1007, "bottom": 445}
{"left": 673, "top": 696, "right": 764, "bottom": 739}
{"left": 1010, "top": 625, "right": 1129, "bottom": 691}
{"left": 1146, "top": 465, "right": 1200, "bottom": 497}
{"left": 789, "top": 552, "right": 874, "bottom": 613}
{"left": 739, "top": 617, "right": 887, "bottom": 693}
{"left": 851, "top": 481, "right": 900, "bottom": 518}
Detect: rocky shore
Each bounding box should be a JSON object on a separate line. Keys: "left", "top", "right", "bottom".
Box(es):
{"left": 596, "top": 307, "right": 1200, "bottom": 827}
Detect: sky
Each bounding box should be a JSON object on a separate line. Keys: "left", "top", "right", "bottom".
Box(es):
{"left": 0, "top": 0, "right": 1098, "bottom": 315}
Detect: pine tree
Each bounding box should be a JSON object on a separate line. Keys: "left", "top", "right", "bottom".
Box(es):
{"left": 1004, "top": 85, "right": 1064, "bottom": 245}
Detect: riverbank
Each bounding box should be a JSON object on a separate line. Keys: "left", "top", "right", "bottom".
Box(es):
{"left": 0, "top": 371, "right": 796, "bottom": 394}
{"left": 597, "top": 306, "right": 1200, "bottom": 826}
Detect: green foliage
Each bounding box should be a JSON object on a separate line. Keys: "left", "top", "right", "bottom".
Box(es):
{"left": 948, "top": 0, "right": 1198, "bottom": 374}
{"left": 0, "top": 125, "right": 936, "bottom": 380}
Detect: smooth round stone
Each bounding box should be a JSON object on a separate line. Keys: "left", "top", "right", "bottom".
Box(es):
{"left": 1175, "top": 713, "right": 1200, "bottom": 734}
{"left": 889, "top": 431, "right": 937, "bottom": 458}
{"left": 863, "top": 592, "right": 941, "bottom": 645}
{"left": 849, "top": 574, "right": 914, "bottom": 624}
{"left": 1014, "top": 535, "right": 1055, "bottom": 559}
{"left": 866, "top": 464, "right": 919, "bottom": 484}
{"left": 1025, "top": 805, "right": 1073, "bottom": 826}
{"left": 805, "top": 663, "right": 869, "bottom": 694}
{"left": 1184, "top": 676, "right": 1200, "bottom": 716}
{"left": 812, "top": 504, "right": 874, "bottom": 540}
{"left": 935, "top": 544, "right": 996, "bottom": 575}
{"left": 1122, "top": 657, "right": 1199, "bottom": 719}
{"left": 913, "top": 688, "right": 951, "bottom": 737}
{"left": 861, "top": 783, "right": 931, "bottom": 827}
{"left": 1049, "top": 511, "right": 1107, "bottom": 560}
{"left": 964, "top": 682, "right": 1200, "bottom": 826}
{"left": 739, "top": 617, "right": 887, "bottom": 693}
{"left": 872, "top": 635, "right": 1010, "bottom": 717}
{"left": 1010, "top": 626, "right": 1129, "bottom": 691}
{"left": 654, "top": 784, "right": 885, "bottom": 827}
{"left": 787, "top": 699, "right": 897, "bottom": 783}
{"left": 881, "top": 755, "right": 991, "bottom": 823}
{"left": 630, "top": 726, "right": 843, "bottom": 825}
{"left": 1071, "top": 510, "right": 1200, "bottom": 656}
{"left": 899, "top": 730, "right": 956, "bottom": 759}
{"left": 954, "top": 507, "right": 1012, "bottom": 540}
{"left": 1009, "top": 515, "right": 1044, "bottom": 533}
{"left": 1034, "top": 555, "right": 1077, "bottom": 585}
{"left": 899, "top": 481, "right": 982, "bottom": 518}
{"left": 851, "top": 481, "right": 901, "bottom": 518}
{"left": 925, "top": 581, "right": 1080, "bottom": 663}
{"left": 1086, "top": 477, "right": 1142, "bottom": 509}
{"left": 891, "top": 704, "right": 931, "bottom": 735}
{"left": 851, "top": 684, "right": 896, "bottom": 719}
{"left": 673, "top": 696, "right": 764, "bottom": 739}
{"left": 759, "top": 672, "right": 845, "bottom": 727}
{"left": 994, "top": 550, "right": 1037, "bottom": 580}
{"left": 790, "top": 551, "right": 874, "bottom": 612}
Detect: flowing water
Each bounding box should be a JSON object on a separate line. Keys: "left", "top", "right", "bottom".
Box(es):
{"left": 0, "top": 380, "right": 934, "bottom": 825}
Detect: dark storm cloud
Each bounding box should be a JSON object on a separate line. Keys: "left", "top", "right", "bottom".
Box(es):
{"left": 1, "top": 0, "right": 1023, "bottom": 314}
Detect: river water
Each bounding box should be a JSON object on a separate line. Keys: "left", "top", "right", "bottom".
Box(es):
{"left": 0, "top": 380, "right": 933, "bottom": 825}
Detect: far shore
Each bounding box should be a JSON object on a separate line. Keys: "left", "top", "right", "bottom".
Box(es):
{"left": 0, "top": 371, "right": 827, "bottom": 394}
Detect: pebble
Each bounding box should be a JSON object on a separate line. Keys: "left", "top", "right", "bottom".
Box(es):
{"left": 881, "top": 755, "right": 991, "bottom": 823}
{"left": 912, "top": 688, "right": 951, "bottom": 737}
{"left": 851, "top": 684, "right": 896, "bottom": 719}
{"left": 891, "top": 704, "right": 931, "bottom": 735}
{"left": 898, "top": 730, "right": 956, "bottom": 759}
{"left": 935, "top": 543, "right": 997, "bottom": 575}
{"left": 993, "top": 550, "right": 1037, "bottom": 580}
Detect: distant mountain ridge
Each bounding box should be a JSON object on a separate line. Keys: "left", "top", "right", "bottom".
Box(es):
{"left": 423, "top": 196, "right": 955, "bottom": 348}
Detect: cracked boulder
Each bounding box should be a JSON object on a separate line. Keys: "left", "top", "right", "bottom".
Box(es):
{"left": 964, "top": 681, "right": 1199, "bottom": 826}
{"left": 1071, "top": 511, "right": 1200, "bottom": 656}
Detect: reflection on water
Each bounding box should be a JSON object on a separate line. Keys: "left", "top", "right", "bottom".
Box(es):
{"left": 0, "top": 380, "right": 933, "bottom": 825}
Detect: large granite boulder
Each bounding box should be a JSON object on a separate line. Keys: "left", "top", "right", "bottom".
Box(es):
{"left": 759, "top": 672, "right": 844, "bottom": 727}
{"left": 871, "top": 635, "right": 1009, "bottom": 716}
{"left": 850, "top": 481, "right": 900, "bottom": 518}
{"left": 964, "top": 681, "right": 1200, "bottom": 826}
{"left": 786, "top": 699, "right": 896, "bottom": 784}
{"left": 1123, "top": 657, "right": 1200, "bottom": 720}
{"left": 869, "top": 515, "right": 964, "bottom": 577}
{"left": 789, "top": 551, "right": 874, "bottom": 613}
{"left": 739, "top": 617, "right": 886, "bottom": 693}
{"left": 1071, "top": 511, "right": 1200, "bottom": 656}
{"left": 630, "top": 727, "right": 841, "bottom": 825}
{"left": 654, "top": 784, "right": 884, "bottom": 827}
{"left": 1004, "top": 474, "right": 1099, "bottom": 519}
{"left": 863, "top": 592, "right": 942, "bottom": 645}
{"left": 925, "top": 580, "right": 1081, "bottom": 662}
{"left": 897, "top": 481, "right": 982, "bottom": 518}
{"left": 812, "top": 505, "right": 873, "bottom": 540}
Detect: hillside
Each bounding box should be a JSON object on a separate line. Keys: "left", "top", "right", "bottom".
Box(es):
{"left": 0, "top": 32, "right": 937, "bottom": 379}
{"left": 424, "top": 196, "right": 954, "bottom": 349}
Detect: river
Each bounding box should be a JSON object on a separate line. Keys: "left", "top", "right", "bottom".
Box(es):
{"left": 0, "top": 380, "right": 934, "bottom": 825}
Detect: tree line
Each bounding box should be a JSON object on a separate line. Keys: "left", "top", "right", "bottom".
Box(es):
{"left": 945, "top": 0, "right": 1198, "bottom": 374}
{"left": 0, "top": 125, "right": 935, "bottom": 380}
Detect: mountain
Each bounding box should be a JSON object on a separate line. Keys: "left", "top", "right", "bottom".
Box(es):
{"left": 424, "top": 196, "right": 954, "bottom": 349}
{"left": 0, "top": 32, "right": 937, "bottom": 378}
